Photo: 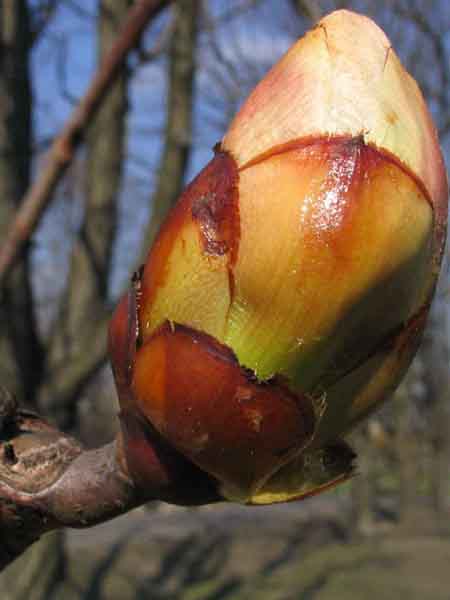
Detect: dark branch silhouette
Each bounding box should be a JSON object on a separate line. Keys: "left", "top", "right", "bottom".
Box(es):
{"left": 0, "top": 0, "right": 170, "bottom": 284}
{"left": 140, "top": 0, "right": 199, "bottom": 258}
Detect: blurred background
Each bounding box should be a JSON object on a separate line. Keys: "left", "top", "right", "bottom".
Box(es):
{"left": 0, "top": 0, "right": 449, "bottom": 598}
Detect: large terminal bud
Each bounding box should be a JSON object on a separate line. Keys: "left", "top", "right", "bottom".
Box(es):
{"left": 109, "top": 10, "right": 448, "bottom": 504}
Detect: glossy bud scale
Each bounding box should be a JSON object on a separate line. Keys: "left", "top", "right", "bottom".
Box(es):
{"left": 109, "top": 10, "right": 448, "bottom": 504}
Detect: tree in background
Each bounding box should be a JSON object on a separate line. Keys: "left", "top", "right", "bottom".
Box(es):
{"left": 0, "top": 0, "right": 198, "bottom": 597}
{"left": 289, "top": 0, "right": 450, "bottom": 537}
{"left": 0, "top": 0, "right": 448, "bottom": 597}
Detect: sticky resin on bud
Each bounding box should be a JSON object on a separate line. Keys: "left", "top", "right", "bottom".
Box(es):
{"left": 109, "top": 9, "right": 448, "bottom": 505}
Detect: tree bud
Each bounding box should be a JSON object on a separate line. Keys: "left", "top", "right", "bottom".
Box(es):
{"left": 109, "top": 10, "right": 448, "bottom": 504}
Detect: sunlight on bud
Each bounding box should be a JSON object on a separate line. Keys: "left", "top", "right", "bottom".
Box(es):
{"left": 109, "top": 10, "right": 448, "bottom": 505}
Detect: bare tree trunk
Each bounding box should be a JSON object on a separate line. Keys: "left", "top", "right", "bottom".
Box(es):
{"left": 291, "top": 0, "right": 322, "bottom": 23}
{"left": 349, "top": 426, "right": 376, "bottom": 536}
{"left": 0, "top": 3, "right": 57, "bottom": 596}
{"left": 0, "top": 0, "right": 42, "bottom": 406}
{"left": 0, "top": 0, "right": 187, "bottom": 585}
{"left": 1, "top": 532, "right": 69, "bottom": 600}
{"left": 39, "top": 0, "right": 131, "bottom": 431}
{"left": 1, "top": 0, "right": 198, "bottom": 431}
{"left": 421, "top": 295, "right": 450, "bottom": 530}
{"left": 0, "top": 0, "right": 169, "bottom": 283}
{"left": 2, "top": 2, "right": 130, "bottom": 596}
{"left": 141, "top": 0, "right": 199, "bottom": 258}
{"left": 395, "top": 374, "right": 422, "bottom": 531}
{"left": 393, "top": 360, "right": 442, "bottom": 536}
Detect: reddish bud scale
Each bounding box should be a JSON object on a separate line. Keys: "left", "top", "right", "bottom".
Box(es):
{"left": 108, "top": 289, "right": 137, "bottom": 405}
{"left": 119, "top": 410, "right": 220, "bottom": 506}
{"left": 140, "top": 150, "right": 240, "bottom": 334}
{"left": 109, "top": 9, "right": 448, "bottom": 505}
{"left": 131, "top": 322, "right": 316, "bottom": 500}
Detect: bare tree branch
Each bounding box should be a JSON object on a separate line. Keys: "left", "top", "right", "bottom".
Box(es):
{"left": 420, "top": 297, "right": 450, "bottom": 520}
{"left": 39, "top": 0, "right": 199, "bottom": 428}
{"left": 55, "top": 32, "right": 80, "bottom": 106}
{"left": 439, "top": 117, "right": 450, "bottom": 139}
{"left": 291, "top": 0, "right": 322, "bottom": 23}
{"left": 0, "top": 0, "right": 170, "bottom": 285}
{"left": 40, "top": 0, "right": 132, "bottom": 431}
{"left": 198, "top": 0, "right": 252, "bottom": 134}
{"left": 392, "top": 2, "right": 449, "bottom": 123}
{"left": 201, "top": 0, "right": 261, "bottom": 31}
{"left": 136, "top": 9, "right": 176, "bottom": 62}
{"left": 140, "top": 0, "right": 199, "bottom": 259}
{"left": 63, "top": 0, "right": 96, "bottom": 20}
{"left": 1, "top": 0, "right": 197, "bottom": 435}
{"left": 0, "top": 1, "right": 44, "bottom": 407}
{"left": 29, "top": 0, "right": 59, "bottom": 47}
{"left": 39, "top": 306, "right": 112, "bottom": 427}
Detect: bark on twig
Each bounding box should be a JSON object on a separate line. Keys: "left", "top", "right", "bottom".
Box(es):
{"left": 0, "top": 386, "right": 220, "bottom": 572}
{"left": 0, "top": 0, "right": 170, "bottom": 285}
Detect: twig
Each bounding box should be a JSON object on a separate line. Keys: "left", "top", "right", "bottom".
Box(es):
{"left": 201, "top": 0, "right": 260, "bottom": 31}
{"left": 136, "top": 9, "right": 176, "bottom": 62}
{"left": 30, "top": 0, "right": 60, "bottom": 47}
{"left": 139, "top": 0, "right": 198, "bottom": 259}
{"left": 291, "top": 0, "right": 322, "bottom": 23}
{"left": 0, "top": 385, "right": 220, "bottom": 571}
{"left": 0, "top": 0, "right": 170, "bottom": 285}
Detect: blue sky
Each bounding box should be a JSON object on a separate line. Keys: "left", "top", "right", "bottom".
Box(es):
{"left": 30, "top": 1, "right": 450, "bottom": 315}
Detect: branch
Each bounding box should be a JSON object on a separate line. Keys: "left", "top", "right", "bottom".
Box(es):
{"left": 291, "top": 0, "right": 322, "bottom": 23}
{"left": 40, "top": 0, "right": 196, "bottom": 426}
{"left": 201, "top": 0, "right": 261, "bottom": 31}
{"left": 55, "top": 32, "right": 80, "bottom": 106}
{"left": 38, "top": 308, "right": 112, "bottom": 424}
{"left": 29, "top": 0, "right": 59, "bottom": 47}
{"left": 63, "top": 0, "right": 96, "bottom": 20}
{"left": 0, "top": 385, "right": 220, "bottom": 571}
{"left": 140, "top": 0, "right": 199, "bottom": 259}
{"left": 41, "top": 0, "right": 133, "bottom": 431}
{"left": 0, "top": 1, "right": 44, "bottom": 407}
{"left": 0, "top": 0, "right": 170, "bottom": 285}
{"left": 136, "top": 9, "right": 176, "bottom": 62}
{"left": 439, "top": 116, "right": 450, "bottom": 139}
{"left": 393, "top": 4, "right": 449, "bottom": 119}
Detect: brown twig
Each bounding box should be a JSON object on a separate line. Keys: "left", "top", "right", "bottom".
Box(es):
{"left": 0, "top": 386, "right": 220, "bottom": 571}
{"left": 0, "top": 0, "right": 170, "bottom": 285}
